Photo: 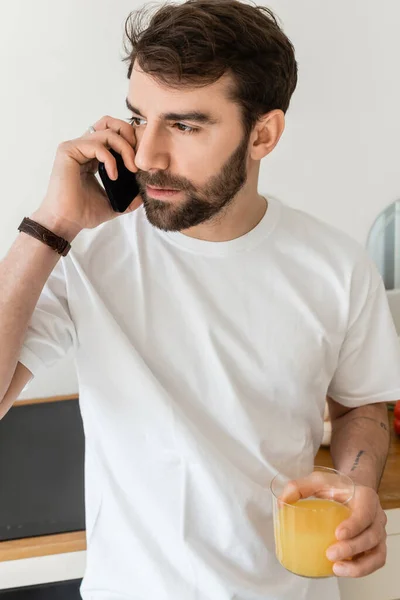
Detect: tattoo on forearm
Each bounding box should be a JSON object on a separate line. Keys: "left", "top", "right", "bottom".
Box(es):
{"left": 350, "top": 450, "right": 366, "bottom": 471}
{"left": 380, "top": 421, "right": 389, "bottom": 432}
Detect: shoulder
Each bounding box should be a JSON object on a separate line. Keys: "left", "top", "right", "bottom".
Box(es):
{"left": 277, "top": 198, "right": 362, "bottom": 258}
{"left": 271, "top": 196, "right": 382, "bottom": 294}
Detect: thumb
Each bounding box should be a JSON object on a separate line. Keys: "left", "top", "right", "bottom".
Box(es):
{"left": 124, "top": 193, "right": 143, "bottom": 214}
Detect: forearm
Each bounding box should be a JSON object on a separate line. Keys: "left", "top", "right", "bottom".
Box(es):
{"left": 0, "top": 211, "right": 78, "bottom": 401}
{"left": 329, "top": 402, "right": 390, "bottom": 491}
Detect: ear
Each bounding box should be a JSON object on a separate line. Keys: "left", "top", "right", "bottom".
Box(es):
{"left": 249, "top": 109, "right": 285, "bottom": 160}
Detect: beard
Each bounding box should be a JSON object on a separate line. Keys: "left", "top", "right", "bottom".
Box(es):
{"left": 137, "top": 130, "right": 250, "bottom": 232}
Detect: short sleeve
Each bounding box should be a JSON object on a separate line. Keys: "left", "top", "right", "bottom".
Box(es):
{"left": 18, "top": 259, "right": 77, "bottom": 390}
{"left": 327, "top": 252, "right": 400, "bottom": 407}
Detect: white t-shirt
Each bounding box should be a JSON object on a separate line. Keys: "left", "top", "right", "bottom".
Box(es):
{"left": 19, "top": 195, "right": 400, "bottom": 600}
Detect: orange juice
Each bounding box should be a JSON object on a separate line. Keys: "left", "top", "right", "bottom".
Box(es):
{"left": 274, "top": 498, "right": 351, "bottom": 578}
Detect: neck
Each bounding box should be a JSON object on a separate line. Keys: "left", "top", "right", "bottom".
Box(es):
{"left": 180, "top": 192, "right": 268, "bottom": 242}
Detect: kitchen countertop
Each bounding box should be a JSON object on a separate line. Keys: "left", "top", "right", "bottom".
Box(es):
{"left": 0, "top": 407, "right": 399, "bottom": 563}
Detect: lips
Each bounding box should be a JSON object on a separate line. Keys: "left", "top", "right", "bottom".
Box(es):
{"left": 146, "top": 185, "right": 182, "bottom": 199}
{"left": 148, "top": 185, "right": 179, "bottom": 191}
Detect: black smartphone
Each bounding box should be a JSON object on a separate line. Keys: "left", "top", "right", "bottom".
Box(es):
{"left": 98, "top": 147, "right": 140, "bottom": 213}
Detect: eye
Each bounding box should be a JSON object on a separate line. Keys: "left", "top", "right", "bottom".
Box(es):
{"left": 174, "top": 123, "right": 199, "bottom": 135}
{"left": 127, "top": 116, "right": 145, "bottom": 127}
{"left": 127, "top": 116, "right": 199, "bottom": 135}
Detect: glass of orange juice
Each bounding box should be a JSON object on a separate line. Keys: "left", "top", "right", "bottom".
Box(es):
{"left": 270, "top": 466, "right": 354, "bottom": 578}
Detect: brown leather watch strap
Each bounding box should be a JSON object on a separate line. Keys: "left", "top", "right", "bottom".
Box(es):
{"left": 17, "top": 217, "right": 72, "bottom": 257}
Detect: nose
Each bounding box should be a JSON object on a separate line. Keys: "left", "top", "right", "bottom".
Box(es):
{"left": 134, "top": 125, "right": 170, "bottom": 172}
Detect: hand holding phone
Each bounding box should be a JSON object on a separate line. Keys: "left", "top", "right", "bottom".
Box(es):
{"left": 98, "top": 147, "right": 141, "bottom": 213}
{"left": 34, "top": 118, "right": 142, "bottom": 239}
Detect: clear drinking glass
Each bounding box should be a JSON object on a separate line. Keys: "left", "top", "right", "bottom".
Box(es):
{"left": 270, "top": 466, "right": 354, "bottom": 578}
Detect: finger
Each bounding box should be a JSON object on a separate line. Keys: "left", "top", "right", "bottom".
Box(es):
{"left": 280, "top": 472, "right": 350, "bottom": 504}
{"left": 90, "top": 115, "right": 136, "bottom": 148}
{"left": 279, "top": 473, "right": 327, "bottom": 503}
{"left": 124, "top": 194, "right": 143, "bottom": 214}
{"left": 336, "top": 494, "right": 380, "bottom": 540}
{"left": 98, "top": 129, "right": 138, "bottom": 173}
{"left": 60, "top": 139, "right": 118, "bottom": 180}
{"left": 333, "top": 541, "right": 387, "bottom": 578}
{"left": 327, "top": 521, "right": 386, "bottom": 561}
{"left": 75, "top": 130, "right": 137, "bottom": 174}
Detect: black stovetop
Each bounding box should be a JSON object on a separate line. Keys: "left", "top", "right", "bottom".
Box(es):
{"left": 0, "top": 398, "right": 85, "bottom": 542}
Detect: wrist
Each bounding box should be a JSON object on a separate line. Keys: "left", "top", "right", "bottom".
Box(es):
{"left": 29, "top": 209, "right": 82, "bottom": 242}
{"left": 338, "top": 466, "right": 378, "bottom": 491}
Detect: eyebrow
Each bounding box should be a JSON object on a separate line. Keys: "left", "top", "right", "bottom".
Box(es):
{"left": 125, "top": 97, "right": 220, "bottom": 126}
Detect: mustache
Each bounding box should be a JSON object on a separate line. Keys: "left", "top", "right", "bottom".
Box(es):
{"left": 136, "top": 173, "right": 190, "bottom": 191}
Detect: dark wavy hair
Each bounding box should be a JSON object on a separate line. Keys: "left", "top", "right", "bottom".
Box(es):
{"left": 122, "top": 0, "right": 298, "bottom": 138}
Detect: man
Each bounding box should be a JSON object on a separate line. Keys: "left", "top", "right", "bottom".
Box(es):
{"left": 1, "top": 1, "right": 399, "bottom": 598}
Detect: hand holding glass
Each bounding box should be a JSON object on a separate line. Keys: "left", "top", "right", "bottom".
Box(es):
{"left": 271, "top": 466, "right": 354, "bottom": 578}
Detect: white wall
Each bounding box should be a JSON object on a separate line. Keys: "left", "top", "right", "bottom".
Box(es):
{"left": 1, "top": 0, "right": 400, "bottom": 399}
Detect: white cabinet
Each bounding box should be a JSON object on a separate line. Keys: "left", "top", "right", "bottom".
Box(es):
{"left": 0, "top": 551, "right": 86, "bottom": 590}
